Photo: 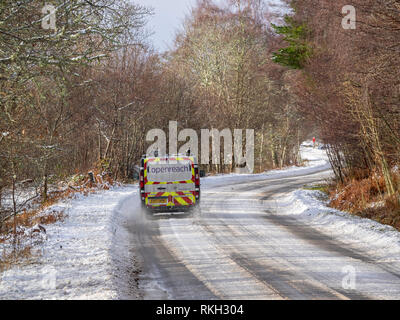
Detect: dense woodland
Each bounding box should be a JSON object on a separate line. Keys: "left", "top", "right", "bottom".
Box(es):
{"left": 274, "top": 0, "right": 399, "bottom": 224}
{"left": 0, "top": 0, "right": 399, "bottom": 222}
{"left": 277, "top": 0, "right": 399, "bottom": 187}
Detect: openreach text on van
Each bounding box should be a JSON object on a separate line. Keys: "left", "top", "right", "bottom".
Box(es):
{"left": 146, "top": 121, "right": 254, "bottom": 173}
{"left": 150, "top": 164, "right": 191, "bottom": 174}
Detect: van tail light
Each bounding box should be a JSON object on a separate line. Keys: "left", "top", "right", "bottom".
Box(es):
{"left": 194, "top": 166, "right": 200, "bottom": 200}
{"left": 139, "top": 169, "right": 144, "bottom": 189}
{"left": 194, "top": 167, "right": 200, "bottom": 186}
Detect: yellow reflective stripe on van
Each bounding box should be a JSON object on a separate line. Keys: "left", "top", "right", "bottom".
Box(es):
{"left": 146, "top": 192, "right": 195, "bottom": 207}
{"left": 146, "top": 180, "right": 193, "bottom": 185}
{"left": 145, "top": 157, "right": 195, "bottom": 162}
{"left": 174, "top": 196, "right": 187, "bottom": 206}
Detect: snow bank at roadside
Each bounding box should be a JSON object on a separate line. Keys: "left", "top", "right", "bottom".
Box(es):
{"left": 273, "top": 142, "right": 400, "bottom": 264}
{"left": 277, "top": 188, "right": 400, "bottom": 263}
{"left": 0, "top": 185, "right": 136, "bottom": 300}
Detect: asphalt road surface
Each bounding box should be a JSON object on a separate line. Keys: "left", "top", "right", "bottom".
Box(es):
{"left": 119, "top": 166, "right": 400, "bottom": 300}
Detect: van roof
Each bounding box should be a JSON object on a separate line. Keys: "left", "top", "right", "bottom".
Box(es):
{"left": 142, "top": 153, "right": 195, "bottom": 158}
{"left": 143, "top": 154, "right": 197, "bottom": 164}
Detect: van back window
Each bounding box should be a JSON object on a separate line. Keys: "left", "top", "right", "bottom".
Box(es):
{"left": 147, "top": 160, "right": 192, "bottom": 182}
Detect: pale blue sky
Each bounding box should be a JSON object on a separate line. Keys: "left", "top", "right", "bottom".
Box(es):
{"left": 135, "top": 0, "right": 197, "bottom": 52}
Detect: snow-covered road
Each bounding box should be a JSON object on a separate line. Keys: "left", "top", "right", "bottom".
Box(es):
{"left": 2, "top": 143, "right": 400, "bottom": 299}
{"left": 121, "top": 144, "right": 400, "bottom": 300}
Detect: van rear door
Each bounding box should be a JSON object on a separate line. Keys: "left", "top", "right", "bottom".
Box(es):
{"left": 146, "top": 160, "right": 193, "bottom": 183}
{"left": 145, "top": 158, "right": 197, "bottom": 207}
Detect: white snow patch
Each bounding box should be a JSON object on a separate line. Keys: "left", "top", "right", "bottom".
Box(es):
{"left": 275, "top": 188, "right": 400, "bottom": 264}
{"left": 271, "top": 142, "right": 400, "bottom": 265}
{"left": 0, "top": 185, "right": 137, "bottom": 300}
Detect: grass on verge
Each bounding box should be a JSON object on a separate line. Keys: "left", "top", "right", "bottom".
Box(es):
{"left": 304, "top": 172, "right": 400, "bottom": 231}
